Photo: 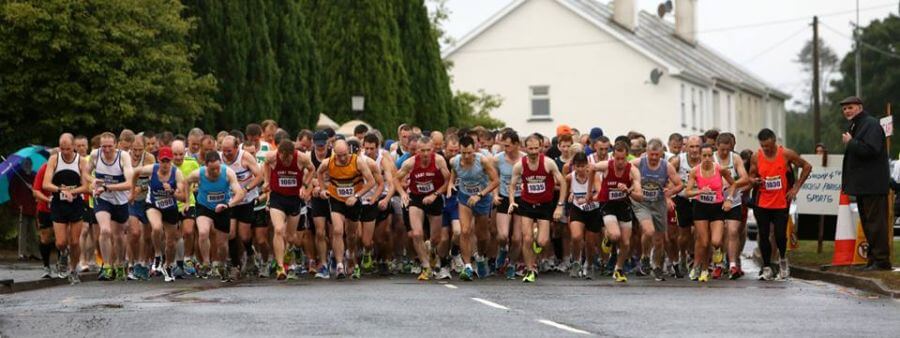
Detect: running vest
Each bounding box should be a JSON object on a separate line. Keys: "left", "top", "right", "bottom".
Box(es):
{"left": 328, "top": 153, "right": 363, "bottom": 202}
{"left": 520, "top": 155, "right": 554, "bottom": 204}
{"left": 452, "top": 153, "right": 488, "bottom": 196}
{"left": 197, "top": 165, "right": 230, "bottom": 209}
{"left": 694, "top": 164, "right": 724, "bottom": 204}
{"left": 639, "top": 157, "right": 667, "bottom": 203}
{"left": 715, "top": 151, "right": 743, "bottom": 205}
{"left": 569, "top": 173, "right": 599, "bottom": 211}
{"left": 146, "top": 164, "right": 177, "bottom": 210}
{"left": 497, "top": 151, "right": 522, "bottom": 198}
{"left": 677, "top": 152, "right": 698, "bottom": 198}
{"left": 93, "top": 149, "right": 130, "bottom": 205}
{"left": 133, "top": 151, "right": 152, "bottom": 201}
{"left": 757, "top": 146, "right": 788, "bottom": 209}
{"left": 224, "top": 149, "right": 258, "bottom": 204}
{"left": 270, "top": 150, "right": 303, "bottom": 197}
{"left": 409, "top": 154, "right": 444, "bottom": 196}
{"left": 176, "top": 157, "right": 200, "bottom": 210}
{"left": 361, "top": 150, "right": 387, "bottom": 204}
{"left": 598, "top": 159, "right": 632, "bottom": 202}
{"left": 52, "top": 153, "right": 83, "bottom": 203}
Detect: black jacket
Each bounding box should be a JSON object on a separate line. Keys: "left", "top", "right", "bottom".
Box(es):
{"left": 842, "top": 111, "right": 890, "bottom": 195}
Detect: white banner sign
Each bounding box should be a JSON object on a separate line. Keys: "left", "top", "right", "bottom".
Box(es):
{"left": 796, "top": 154, "right": 844, "bottom": 216}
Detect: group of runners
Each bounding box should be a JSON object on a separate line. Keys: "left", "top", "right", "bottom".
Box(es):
{"left": 30, "top": 120, "right": 811, "bottom": 285}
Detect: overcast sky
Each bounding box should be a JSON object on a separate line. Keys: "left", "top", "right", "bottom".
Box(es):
{"left": 437, "top": 0, "right": 898, "bottom": 110}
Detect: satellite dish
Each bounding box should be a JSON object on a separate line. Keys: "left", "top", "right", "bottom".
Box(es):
{"left": 657, "top": 0, "right": 674, "bottom": 19}
{"left": 649, "top": 68, "right": 663, "bottom": 85}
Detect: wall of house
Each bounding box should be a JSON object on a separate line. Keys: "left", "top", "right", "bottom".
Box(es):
{"left": 447, "top": 0, "right": 681, "bottom": 140}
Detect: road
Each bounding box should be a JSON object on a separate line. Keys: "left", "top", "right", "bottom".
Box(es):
{"left": 1, "top": 262, "right": 899, "bottom": 337}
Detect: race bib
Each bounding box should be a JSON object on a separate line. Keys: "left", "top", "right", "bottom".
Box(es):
{"left": 416, "top": 182, "right": 435, "bottom": 193}
{"left": 608, "top": 189, "right": 626, "bottom": 200}
{"left": 155, "top": 197, "right": 175, "bottom": 209}
{"left": 573, "top": 193, "right": 598, "bottom": 211}
{"left": 764, "top": 176, "right": 782, "bottom": 191}
{"left": 699, "top": 191, "right": 717, "bottom": 204}
{"left": 207, "top": 192, "right": 226, "bottom": 203}
{"left": 337, "top": 186, "right": 355, "bottom": 198}
{"left": 279, "top": 176, "right": 298, "bottom": 188}
{"left": 527, "top": 182, "right": 546, "bottom": 194}
{"left": 643, "top": 188, "right": 660, "bottom": 202}
{"left": 513, "top": 184, "right": 522, "bottom": 196}
{"left": 463, "top": 183, "right": 481, "bottom": 195}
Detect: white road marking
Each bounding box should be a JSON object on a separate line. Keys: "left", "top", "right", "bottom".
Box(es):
{"left": 470, "top": 297, "right": 510, "bottom": 310}
{"left": 444, "top": 284, "right": 458, "bottom": 289}
{"left": 537, "top": 319, "right": 591, "bottom": 335}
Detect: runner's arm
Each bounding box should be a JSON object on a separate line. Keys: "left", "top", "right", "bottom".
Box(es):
{"left": 446, "top": 160, "right": 457, "bottom": 198}
{"left": 629, "top": 165, "right": 643, "bottom": 202}
{"left": 225, "top": 168, "right": 245, "bottom": 208}
{"left": 355, "top": 155, "right": 376, "bottom": 198}
{"left": 394, "top": 158, "right": 413, "bottom": 200}
{"left": 684, "top": 168, "right": 698, "bottom": 198}
{"left": 299, "top": 153, "right": 315, "bottom": 189}
{"left": 41, "top": 155, "right": 58, "bottom": 193}
{"left": 175, "top": 169, "right": 187, "bottom": 202}
{"left": 244, "top": 152, "right": 263, "bottom": 191}
{"left": 380, "top": 156, "right": 397, "bottom": 201}
{"left": 665, "top": 164, "right": 684, "bottom": 198}
{"left": 316, "top": 158, "right": 331, "bottom": 198}
{"left": 434, "top": 155, "right": 451, "bottom": 196}
{"left": 508, "top": 162, "right": 522, "bottom": 201}
{"left": 785, "top": 148, "right": 812, "bottom": 191}
{"left": 107, "top": 152, "right": 134, "bottom": 192}
{"left": 721, "top": 168, "right": 737, "bottom": 200}
{"left": 481, "top": 156, "right": 500, "bottom": 196}
{"left": 547, "top": 160, "right": 567, "bottom": 206}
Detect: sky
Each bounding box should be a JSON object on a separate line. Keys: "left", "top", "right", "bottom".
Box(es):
{"left": 437, "top": 0, "right": 899, "bottom": 110}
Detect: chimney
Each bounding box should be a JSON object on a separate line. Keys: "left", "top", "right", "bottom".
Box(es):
{"left": 675, "top": 0, "right": 697, "bottom": 45}
{"left": 613, "top": 0, "right": 637, "bottom": 31}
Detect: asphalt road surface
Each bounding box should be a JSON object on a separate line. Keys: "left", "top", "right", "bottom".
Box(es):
{"left": 2, "top": 261, "right": 899, "bottom": 337}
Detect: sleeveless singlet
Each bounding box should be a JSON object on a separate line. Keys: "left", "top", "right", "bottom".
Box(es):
{"left": 328, "top": 153, "right": 363, "bottom": 202}
{"left": 757, "top": 146, "right": 788, "bottom": 209}
{"left": 197, "top": 165, "right": 230, "bottom": 209}
{"left": 93, "top": 149, "right": 130, "bottom": 205}
{"left": 497, "top": 151, "right": 523, "bottom": 198}
{"left": 146, "top": 164, "right": 178, "bottom": 210}
{"left": 408, "top": 154, "right": 444, "bottom": 197}
{"left": 639, "top": 157, "right": 668, "bottom": 203}
{"left": 569, "top": 173, "right": 599, "bottom": 211}
{"left": 52, "top": 153, "right": 83, "bottom": 203}
{"left": 598, "top": 159, "right": 632, "bottom": 203}
{"left": 694, "top": 164, "right": 725, "bottom": 204}
{"left": 520, "top": 155, "right": 554, "bottom": 204}
{"left": 224, "top": 149, "right": 258, "bottom": 204}
{"left": 270, "top": 150, "right": 303, "bottom": 197}
{"left": 452, "top": 153, "right": 488, "bottom": 196}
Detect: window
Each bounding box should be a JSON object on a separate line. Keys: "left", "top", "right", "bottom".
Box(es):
{"left": 530, "top": 86, "right": 550, "bottom": 118}
{"left": 712, "top": 90, "right": 721, "bottom": 129}
{"left": 691, "top": 87, "right": 697, "bottom": 130}
{"left": 680, "top": 84, "right": 686, "bottom": 128}
{"left": 726, "top": 94, "right": 732, "bottom": 131}
{"left": 699, "top": 90, "right": 705, "bottom": 130}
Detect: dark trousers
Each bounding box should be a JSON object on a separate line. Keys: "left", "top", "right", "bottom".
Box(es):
{"left": 856, "top": 194, "right": 890, "bottom": 264}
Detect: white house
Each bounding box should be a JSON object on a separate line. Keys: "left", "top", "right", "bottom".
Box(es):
{"left": 444, "top": 0, "right": 789, "bottom": 148}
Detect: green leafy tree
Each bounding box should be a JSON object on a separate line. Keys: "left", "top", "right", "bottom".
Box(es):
{"left": 267, "top": 0, "right": 322, "bottom": 132}
{"left": 452, "top": 90, "right": 505, "bottom": 130}
{"left": 0, "top": 0, "right": 217, "bottom": 154}
{"left": 828, "top": 14, "right": 900, "bottom": 156}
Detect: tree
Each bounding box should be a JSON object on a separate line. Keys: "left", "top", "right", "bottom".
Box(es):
{"left": 0, "top": 0, "right": 217, "bottom": 154}
{"left": 785, "top": 38, "right": 842, "bottom": 153}
{"left": 828, "top": 14, "right": 900, "bottom": 155}
{"left": 396, "top": 0, "right": 454, "bottom": 132}
{"left": 267, "top": 0, "right": 322, "bottom": 132}
{"left": 452, "top": 90, "right": 505, "bottom": 129}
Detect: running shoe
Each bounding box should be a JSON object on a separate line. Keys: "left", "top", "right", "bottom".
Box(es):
{"left": 600, "top": 236, "right": 612, "bottom": 255}
{"left": 778, "top": 259, "right": 790, "bottom": 280}
{"left": 162, "top": 265, "right": 175, "bottom": 283}
{"left": 569, "top": 262, "right": 582, "bottom": 278}
{"left": 633, "top": 258, "right": 647, "bottom": 277}
{"left": 651, "top": 267, "right": 666, "bottom": 281}
{"left": 759, "top": 266, "right": 774, "bottom": 281}
{"left": 505, "top": 265, "right": 516, "bottom": 280}
{"left": 57, "top": 252, "right": 69, "bottom": 279}
{"left": 138, "top": 264, "right": 151, "bottom": 280}
{"left": 410, "top": 263, "right": 422, "bottom": 275}
{"left": 475, "top": 256, "right": 488, "bottom": 279}
{"left": 210, "top": 264, "right": 223, "bottom": 279}
{"left": 496, "top": 248, "right": 508, "bottom": 271}
{"left": 522, "top": 270, "right": 536, "bottom": 283}
{"left": 556, "top": 259, "right": 569, "bottom": 273}
{"left": 184, "top": 259, "right": 197, "bottom": 276}
{"left": 361, "top": 252, "right": 374, "bottom": 272}
{"left": 689, "top": 267, "right": 700, "bottom": 281}
{"left": 269, "top": 259, "right": 278, "bottom": 277}
{"left": 459, "top": 266, "right": 474, "bottom": 281}
{"left": 98, "top": 265, "right": 114, "bottom": 281}
{"left": 115, "top": 266, "right": 126, "bottom": 281}
{"left": 451, "top": 255, "right": 464, "bottom": 274}
{"left": 712, "top": 266, "right": 724, "bottom": 280}
{"left": 613, "top": 269, "right": 627, "bottom": 283}
{"left": 699, "top": 269, "right": 710, "bottom": 282}
{"left": 259, "top": 261, "right": 271, "bottom": 278}
{"left": 378, "top": 262, "right": 391, "bottom": 276}
{"left": 78, "top": 264, "right": 90, "bottom": 273}
{"left": 276, "top": 264, "right": 287, "bottom": 281}
{"left": 712, "top": 249, "right": 724, "bottom": 265}
{"left": 315, "top": 265, "right": 330, "bottom": 279}
{"left": 417, "top": 267, "right": 431, "bottom": 281}
{"left": 532, "top": 241, "right": 543, "bottom": 255}
{"left": 172, "top": 265, "right": 185, "bottom": 279}
{"left": 515, "top": 264, "right": 526, "bottom": 277}
{"left": 728, "top": 266, "right": 741, "bottom": 280}
{"left": 198, "top": 264, "right": 210, "bottom": 279}
{"left": 437, "top": 267, "right": 452, "bottom": 280}
{"left": 68, "top": 271, "right": 81, "bottom": 285}
{"left": 675, "top": 261, "right": 686, "bottom": 279}
{"left": 41, "top": 266, "right": 52, "bottom": 279}
{"left": 242, "top": 257, "right": 259, "bottom": 277}
{"left": 336, "top": 264, "right": 347, "bottom": 279}
{"left": 351, "top": 265, "right": 362, "bottom": 280}
{"left": 287, "top": 266, "right": 299, "bottom": 280}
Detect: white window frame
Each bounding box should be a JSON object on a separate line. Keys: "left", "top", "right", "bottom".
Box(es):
{"left": 528, "top": 85, "right": 551, "bottom": 121}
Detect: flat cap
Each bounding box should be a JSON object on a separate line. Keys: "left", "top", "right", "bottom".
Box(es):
{"left": 839, "top": 96, "right": 863, "bottom": 105}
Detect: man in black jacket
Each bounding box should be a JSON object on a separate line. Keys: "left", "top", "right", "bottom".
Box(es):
{"left": 840, "top": 96, "right": 892, "bottom": 270}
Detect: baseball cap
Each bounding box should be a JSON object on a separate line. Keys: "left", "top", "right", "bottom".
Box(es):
{"left": 157, "top": 147, "right": 173, "bottom": 161}
{"left": 313, "top": 131, "right": 328, "bottom": 146}
{"left": 589, "top": 127, "right": 604, "bottom": 141}
{"left": 556, "top": 124, "right": 572, "bottom": 137}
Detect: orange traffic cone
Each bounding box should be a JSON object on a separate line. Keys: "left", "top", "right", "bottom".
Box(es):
{"left": 832, "top": 193, "right": 856, "bottom": 266}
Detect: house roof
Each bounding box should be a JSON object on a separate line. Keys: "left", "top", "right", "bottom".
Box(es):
{"left": 443, "top": 0, "right": 790, "bottom": 100}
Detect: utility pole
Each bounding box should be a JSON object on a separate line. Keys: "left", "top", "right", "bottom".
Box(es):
{"left": 813, "top": 16, "right": 821, "bottom": 144}
{"left": 854, "top": 0, "right": 861, "bottom": 97}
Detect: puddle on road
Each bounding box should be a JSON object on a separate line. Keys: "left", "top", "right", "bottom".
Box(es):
{"left": 81, "top": 303, "right": 124, "bottom": 310}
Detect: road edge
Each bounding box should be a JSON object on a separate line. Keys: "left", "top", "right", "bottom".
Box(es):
{"left": 0, "top": 272, "right": 96, "bottom": 294}
{"left": 791, "top": 266, "right": 900, "bottom": 298}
